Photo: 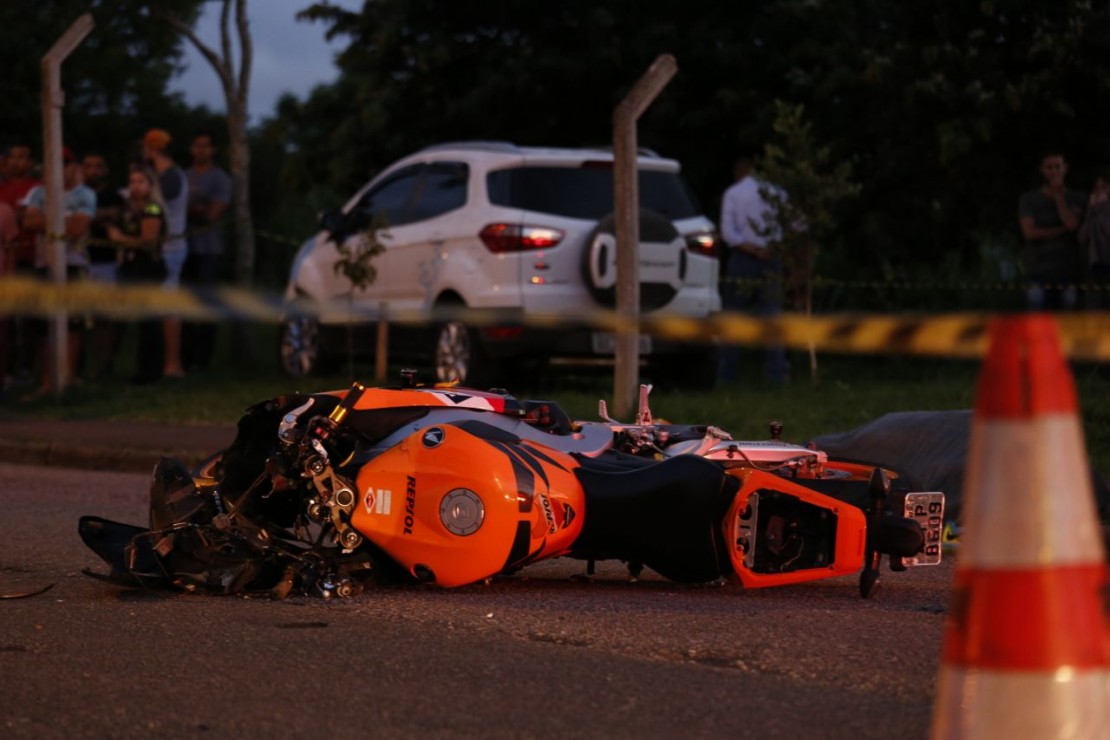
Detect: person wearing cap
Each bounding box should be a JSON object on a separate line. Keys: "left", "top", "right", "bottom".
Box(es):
{"left": 20, "top": 146, "right": 97, "bottom": 395}
{"left": 142, "top": 128, "right": 188, "bottom": 379}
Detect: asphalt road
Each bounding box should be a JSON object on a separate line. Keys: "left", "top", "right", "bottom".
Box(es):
{"left": 1, "top": 463, "right": 953, "bottom": 739}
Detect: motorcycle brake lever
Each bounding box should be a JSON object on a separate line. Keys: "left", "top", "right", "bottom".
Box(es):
{"left": 310, "top": 437, "right": 329, "bottom": 464}
{"left": 278, "top": 398, "right": 316, "bottom": 446}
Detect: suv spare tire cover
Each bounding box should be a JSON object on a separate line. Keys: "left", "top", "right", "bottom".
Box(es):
{"left": 581, "top": 209, "right": 686, "bottom": 310}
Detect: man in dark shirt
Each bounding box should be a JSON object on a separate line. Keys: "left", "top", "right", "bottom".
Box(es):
{"left": 183, "top": 131, "right": 232, "bottom": 371}
{"left": 1017, "top": 151, "right": 1086, "bottom": 309}
{"left": 83, "top": 152, "right": 125, "bottom": 378}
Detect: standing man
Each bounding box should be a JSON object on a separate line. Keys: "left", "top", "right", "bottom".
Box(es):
{"left": 183, "top": 131, "right": 232, "bottom": 371}
{"left": 21, "top": 147, "right": 96, "bottom": 395}
{"left": 1017, "top": 150, "right": 1086, "bottom": 310}
{"left": 143, "top": 128, "right": 188, "bottom": 379}
{"left": 718, "top": 156, "right": 788, "bottom": 385}
{"left": 82, "top": 151, "right": 126, "bottom": 379}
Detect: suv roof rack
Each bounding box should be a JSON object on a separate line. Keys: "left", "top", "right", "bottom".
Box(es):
{"left": 418, "top": 141, "right": 664, "bottom": 159}
{"left": 419, "top": 141, "right": 521, "bottom": 154}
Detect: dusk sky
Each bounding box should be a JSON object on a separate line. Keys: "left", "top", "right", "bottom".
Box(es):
{"left": 171, "top": 0, "right": 361, "bottom": 123}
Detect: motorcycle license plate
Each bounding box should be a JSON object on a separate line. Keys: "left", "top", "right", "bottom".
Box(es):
{"left": 591, "top": 332, "right": 652, "bottom": 355}
{"left": 901, "top": 492, "right": 944, "bottom": 567}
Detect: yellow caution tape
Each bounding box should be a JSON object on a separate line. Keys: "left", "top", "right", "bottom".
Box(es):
{"left": 3, "top": 276, "right": 1110, "bottom": 359}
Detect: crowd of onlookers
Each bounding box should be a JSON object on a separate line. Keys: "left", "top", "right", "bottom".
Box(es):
{"left": 0, "top": 129, "right": 233, "bottom": 399}
{"left": 4, "top": 132, "right": 1109, "bottom": 397}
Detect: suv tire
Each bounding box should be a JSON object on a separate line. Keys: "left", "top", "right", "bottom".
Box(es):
{"left": 433, "top": 301, "right": 494, "bottom": 387}
{"left": 279, "top": 316, "right": 337, "bottom": 377}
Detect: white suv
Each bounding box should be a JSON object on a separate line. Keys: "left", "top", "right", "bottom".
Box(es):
{"left": 280, "top": 142, "right": 721, "bottom": 387}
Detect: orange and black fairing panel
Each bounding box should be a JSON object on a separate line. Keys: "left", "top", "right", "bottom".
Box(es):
{"left": 821, "top": 458, "right": 902, "bottom": 484}
{"left": 341, "top": 385, "right": 525, "bottom": 414}
{"left": 349, "top": 420, "right": 585, "bottom": 587}
{"left": 724, "top": 470, "right": 866, "bottom": 588}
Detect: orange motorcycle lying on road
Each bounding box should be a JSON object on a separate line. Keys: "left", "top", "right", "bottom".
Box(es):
{"left": 80, "top": 381, "right": 943, "bottom": 599}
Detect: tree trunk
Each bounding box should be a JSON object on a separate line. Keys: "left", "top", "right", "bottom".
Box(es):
{"left": 226, "top": 101, "right": 254, "bottom": 286}
{"left": 158, "top": 0, "right": 254, "bottom": 286}
{"left": 226, "top": 99, "right": 255, "bottom": 366}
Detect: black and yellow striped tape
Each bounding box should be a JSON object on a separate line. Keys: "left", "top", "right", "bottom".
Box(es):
{"left": 2, "top": 276, "right": 1109, "bottom": 359}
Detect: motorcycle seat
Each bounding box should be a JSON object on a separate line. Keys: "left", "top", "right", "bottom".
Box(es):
{"left": 570, "top": 454, "right": 740, "bottom": 583}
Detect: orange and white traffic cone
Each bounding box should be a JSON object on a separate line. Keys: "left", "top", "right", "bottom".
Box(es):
{"left": 931, "top": 314, "right": 1110, "bottom": 739}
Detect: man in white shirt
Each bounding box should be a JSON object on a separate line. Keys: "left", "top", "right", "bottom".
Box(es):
{"left": 21, "top": 147, "right": 97, "bottom": 394}
{"left": 718, "top": 157, "right": 788, "bottom": 384}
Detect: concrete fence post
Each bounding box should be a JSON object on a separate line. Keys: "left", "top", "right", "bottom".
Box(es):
{"left": 41, "top": 13, "right": 94, "bottom": 397}
{"left": 612, "top": 53, "right": 677, "bottom": 418}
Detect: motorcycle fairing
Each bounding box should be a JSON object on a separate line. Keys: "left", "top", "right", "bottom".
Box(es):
{"left": 360, "top": 407, "right": 615, "bottom": 460}
{"left": 78, "top": 516, "right": 165, "bottom": 587}
{"left": 725, "top": 470, "right": 867, "bottom": 588}
{"left": 79, "top": 458, "right": 285, "bottom": 594}
{"left": 347, "top": 386, "right": 523, "bottom": 415}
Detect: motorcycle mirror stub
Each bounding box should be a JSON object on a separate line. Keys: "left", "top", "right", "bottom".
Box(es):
{"left": 422, "top": 427, "right": 445, "bottom": 448}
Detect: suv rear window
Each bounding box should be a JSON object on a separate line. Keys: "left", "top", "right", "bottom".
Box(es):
{"left": 486, "top": 166, "right": 702, "bottom": 221}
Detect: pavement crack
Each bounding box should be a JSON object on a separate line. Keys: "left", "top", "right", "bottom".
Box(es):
{"left": 527, "top": 631, "right": 591, "bottom": 648}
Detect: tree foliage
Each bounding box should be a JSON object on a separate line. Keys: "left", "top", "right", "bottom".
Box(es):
{"left": 5, "top": 0, "right": 1109, "bottom": 298}
{"left": 271, "top": 0, "right": 1110, "bottom": 305}
{"left": 0, "top": 0, "right": 214, "bottom": 169}
{"left": 757, "top": 101, "right": 860, "bottom": 312}
{"left": 157, "top": 0, "right": 257, "bottom": 285}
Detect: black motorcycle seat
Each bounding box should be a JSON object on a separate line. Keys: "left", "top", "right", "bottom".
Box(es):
{"left": 570, "top": 453, "right": 740, "bottom": 583}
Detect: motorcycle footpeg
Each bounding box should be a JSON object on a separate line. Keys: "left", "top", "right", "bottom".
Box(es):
{"left": 859, "top": 564, "right": 880, "bottom": 598}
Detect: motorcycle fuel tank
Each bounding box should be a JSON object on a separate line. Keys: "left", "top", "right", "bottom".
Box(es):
{"left": 350, "top": 422, "right": 586, "bottom": 586}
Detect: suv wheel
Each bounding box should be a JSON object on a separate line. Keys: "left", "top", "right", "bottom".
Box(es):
{"left": 582, "top": 209, "right": 684, "bottom": 310}
{"left": 280, "top": 316, "right": 328, "bottom": 377}
{"left": 435, "top": 312, "right": 496, "bottom": 387}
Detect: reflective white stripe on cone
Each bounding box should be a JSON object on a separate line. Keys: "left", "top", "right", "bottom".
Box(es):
{"left": 930, "top": 315, "right": 1110, "bottom": 740}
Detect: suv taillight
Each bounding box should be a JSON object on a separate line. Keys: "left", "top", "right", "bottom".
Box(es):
{"left": 685, "top": 231, "right": 720, "bottom": 258}
{"left": 480, "top": 224, "right": 564, "bottom": 253}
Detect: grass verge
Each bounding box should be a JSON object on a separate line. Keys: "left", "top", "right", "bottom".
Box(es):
{"left": 6, "top": 340, "right": 1107, "bottom": 474}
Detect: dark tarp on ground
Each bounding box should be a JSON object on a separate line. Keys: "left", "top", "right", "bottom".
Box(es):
{"left": 810, "top": 410, "right": 1110, "bottom": 524}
